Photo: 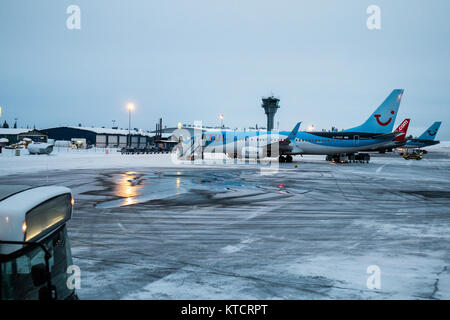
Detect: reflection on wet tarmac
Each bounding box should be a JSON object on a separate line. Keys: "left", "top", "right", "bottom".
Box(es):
{"left": 95, "top": 169, "right": 288, "bottom": 209}
{"left": 116, "top": 172, "right": 142, "bottom": 206}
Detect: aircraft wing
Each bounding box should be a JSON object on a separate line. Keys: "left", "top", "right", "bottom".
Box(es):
{"left": 372, "top": 131, "right": 403, "bottom": 140}
{"left": 259, "top": 122, "right": 302, "bottom": 156}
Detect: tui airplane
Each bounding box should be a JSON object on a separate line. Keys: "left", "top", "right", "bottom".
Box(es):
{"left": 403, "top": 121, "right": 442, "bottom": 150}
{"left": 178, "top": 90, "right": 404, "bottom": 163}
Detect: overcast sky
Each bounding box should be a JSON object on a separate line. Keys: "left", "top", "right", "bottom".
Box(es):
{"left": 1, "top": 0, "right": 449, "bottom": 138}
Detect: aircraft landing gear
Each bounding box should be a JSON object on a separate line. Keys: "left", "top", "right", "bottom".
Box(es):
{"left": 279, "top": 155, "right": 293, "bottom": 163}
{"left": 326, "top": 153, "right": 370, "bottom": 164}
{"left": 355, "top": 153, "right": 370, "bottom": 163}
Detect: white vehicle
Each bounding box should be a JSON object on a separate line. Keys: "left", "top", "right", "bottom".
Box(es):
{"left": 27, "top": 142, "right": 54, "bottom": 155}
{"left": 0, "top": 185, "right": 77, "bottom": 300}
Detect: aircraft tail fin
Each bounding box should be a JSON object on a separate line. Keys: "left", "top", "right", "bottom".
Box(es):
{"left": 343, "top": 89, "right": 404, "bottom": 133}
{"left": 287, "top": 122, "right": 301, "bottom": 142}
{"left": 418, "top": 121, "right": 441, "bottom": 140}
{"left": 394, "top": 118, "right": 410, "bottom": 142}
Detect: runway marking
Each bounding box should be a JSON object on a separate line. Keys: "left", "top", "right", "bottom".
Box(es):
{"left": 375, "top": 161, "right": 391, "bottom": 174}
{"left": 347, "top": 242, "right": 360, "bottom": 249}
{"left": 220, "top": 237, "right": 257, "bottom": 254}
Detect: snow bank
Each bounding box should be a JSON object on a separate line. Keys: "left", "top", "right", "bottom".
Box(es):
{"left": 427, "top": 140, "right": 450, "bottom": 152}
{"left": 0, "top": 148, "right": 264, "bottom": 176}
{"left": 0, "top": 148, "right": 184, "bottom": 176}
{"left": 1, "top": 141, "right": 449, "bottom": 177}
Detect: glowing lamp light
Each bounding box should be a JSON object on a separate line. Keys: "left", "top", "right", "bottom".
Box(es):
{"left": 219, "top": 114, "right": 224, "bottom": 120}
{"left": 177, "top": 122, "right": 182, "bottom": 130}
{"left": 127, "top": 103, "right": 135, "bottom": 111}
{"left": 22, "top": 221, "right": 27, "bottom": 234}
{"left": 71, "top": 197, "right": 75, "bottom": 206}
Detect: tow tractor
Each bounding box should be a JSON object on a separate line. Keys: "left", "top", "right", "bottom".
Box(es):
{"left": 325, "top": 153, "right": 371, "bottom": 164}
{"left": 0, "top": 185, "right": 77, "bottom": 300}
{"left": 402, "top": 150, "right": 423, "bottom": 160}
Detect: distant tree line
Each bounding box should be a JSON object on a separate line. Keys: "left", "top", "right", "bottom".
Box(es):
{"left": 2, "top": 120, "right": 18, "bottom": 128}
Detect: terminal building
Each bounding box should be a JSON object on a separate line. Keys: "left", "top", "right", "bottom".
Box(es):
{"left": 43, "top": 126, "right": 153, "bottom": 148}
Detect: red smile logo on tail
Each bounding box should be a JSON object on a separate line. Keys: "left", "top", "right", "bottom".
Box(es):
{"left": 374, "top": 110, "right": 395, "bottom": 126}
{"left": 428, "top": 130, "right": 437, "bottom": 136}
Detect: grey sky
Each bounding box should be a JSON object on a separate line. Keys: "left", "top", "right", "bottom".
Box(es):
{"left": 1, "top": 0, "right": 449, "bottom": 138}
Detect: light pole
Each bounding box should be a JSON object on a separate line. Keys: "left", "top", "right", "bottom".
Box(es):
{"left": 127, "top": 103, "right": 135, "bottom": 146}
{"left": 219, "top": 114, "right": 224, "bottom": 128}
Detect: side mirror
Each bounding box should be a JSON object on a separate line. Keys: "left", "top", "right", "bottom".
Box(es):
{"left": 31, "top": 263, "right": 49, "bottom": 287}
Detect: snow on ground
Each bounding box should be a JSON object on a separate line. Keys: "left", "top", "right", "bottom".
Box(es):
{"left": 1, "top": 143, "right": 449, "bottom": 299}
{"left": 0, "top": 147, "right": 245, "bottom": 177}
{"left": 0, "top": 147, "right": 320, "bottom": 177}
{"left": 2, "top": 142, "right": 449, "bottom": 177}
{"left": 0, "top": 148, "right": 176, "bottom": 176}
{"left": 427, "top": 140, "right": 450, "bottom": 152}
{"left": 1, "top": 145, "right": 449, "bottom": 300}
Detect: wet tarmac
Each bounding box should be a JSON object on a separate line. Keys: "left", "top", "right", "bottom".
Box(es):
{"left": 2, "top": 155, "right": 450, "bottom": 299}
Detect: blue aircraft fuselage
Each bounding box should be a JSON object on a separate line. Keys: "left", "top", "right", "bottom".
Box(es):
{"left": 196, "top": 129, "right": 396, "bottom": 156}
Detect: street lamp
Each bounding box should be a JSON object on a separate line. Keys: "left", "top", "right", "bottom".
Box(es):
{"left": 127, "top": 103, "right": 135, "bottom": 146}
{"left": 219, "top": 114, "right": 224, "bottom": 128}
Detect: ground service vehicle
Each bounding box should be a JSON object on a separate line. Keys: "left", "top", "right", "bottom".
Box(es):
{"left": 403, "top": 152, "right": 423, "bottom": 160}
{"left": 0, "top": 185, "right": 77, "bottom": 300}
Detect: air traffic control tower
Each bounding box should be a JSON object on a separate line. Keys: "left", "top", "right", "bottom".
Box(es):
{"left": 261, "top": 96, "right": 280, "bottom": 131}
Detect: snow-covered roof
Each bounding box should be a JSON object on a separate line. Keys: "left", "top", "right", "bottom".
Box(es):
{"left": 0, "top": 128, "right": 34, "bottom": 135}
{"left": 66, "top": 126, "right": 153, "bottom": 137}
{"left": 161, "top": 133, "right": 173, "bottom": 138}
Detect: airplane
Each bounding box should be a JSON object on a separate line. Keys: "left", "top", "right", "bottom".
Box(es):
{"left": 360, "top": 118, "right": 411, "bottom": 153}
{"left": 177, "top": 89, "right": 405, "bottom": 163}
{"left": 403, "top": 121, "right": 441, "bottom": 151}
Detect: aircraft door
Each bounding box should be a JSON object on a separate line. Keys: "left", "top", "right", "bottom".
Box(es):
{"left": 353, "top": 135, "right": 360, "bottom": 146}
